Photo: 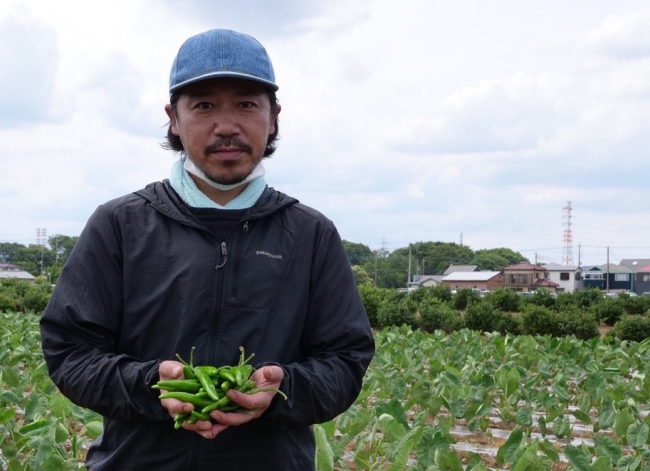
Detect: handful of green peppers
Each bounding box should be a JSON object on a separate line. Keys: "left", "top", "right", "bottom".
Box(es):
{"left": 153, "top": 346, "right": 287, "bottom": 429}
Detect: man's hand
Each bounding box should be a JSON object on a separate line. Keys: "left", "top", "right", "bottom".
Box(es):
{"left": 158, "top": 360, "right": 228, "bottom": 439}
{"left": 210, "top": 365, "right": 284, "bottom": 426}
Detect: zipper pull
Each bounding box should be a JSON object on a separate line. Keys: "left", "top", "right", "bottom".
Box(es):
{"left": 215, "top": 241, "right": 228, "bottom": 269}
{"left": 243, "top": 221, "right": 249, "bottom": 232}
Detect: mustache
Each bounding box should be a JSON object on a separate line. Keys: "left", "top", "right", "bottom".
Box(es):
{"left": 204, "top": 137, "right": 252, "bottom": 155}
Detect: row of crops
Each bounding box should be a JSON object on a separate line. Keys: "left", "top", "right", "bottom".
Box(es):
{"left": 316, "top": 326, "right": 650, "bottom": 470}
{"left": 2, "top": 310, "right": 650, "bottom": 470}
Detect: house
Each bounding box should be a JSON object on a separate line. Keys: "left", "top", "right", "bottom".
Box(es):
{"left": 502, "top": 262, "right": 558, "bottom": 292}
{"left": 441, "top": 271, "right": 503, "bottom": 291}
{"left": 583, "top": 264, "right": 633, "bottom": 293}
{"left": 0, "top": 263, "right": 36, "bottom": 282}
{"left": 443, "top": 265, "right": 479, "bottom": 276}
{"left": 407, "top": 275, "right": 444, "bottom": 290}
{"left": 581, "top": 265, "right": 606, "bottom": 290}
{"left": 542, "top": 263, "right": 581, "bottom": 293}
{"left": 634, "top": 265, "right": 650, "bottom": 294}
{"left": 619, "top": 259, "right": 650, "bottom": 294}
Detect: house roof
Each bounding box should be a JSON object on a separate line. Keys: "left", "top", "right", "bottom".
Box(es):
{"left": 0, "top": 263, "right": 36, "bottom": 281}
{"left": 619, "top": 259, "right": 650, "bottom": 272}
{"left": 542, "top": 263, "right": 580, "bottom": 271}
{"left": 442, "top": 271, "right": 501, "bottom": 282}
{"left": 504, "top": 262, "right": 545, "bottom": 271}
{"left": 533, "top": 279, "right": 560, "bottom": 287}
{"left": 443, "top": 265, "right": 479, "bottom": 276}
{"left": 599, "top": 263, "right": 632, "bottom": 273}
{"left": 410, "top": 275, "right": 443, "bottom": 285}
{"left": 636, "top": 265, "right": 650, "bottom": 273}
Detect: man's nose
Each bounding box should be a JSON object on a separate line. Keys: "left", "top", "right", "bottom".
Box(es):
{"left": 212, "top": 109, "right": 240, "bottom": 136}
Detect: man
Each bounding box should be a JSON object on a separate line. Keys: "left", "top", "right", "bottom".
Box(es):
{"left": 40, "top": 29, "right": 375, "bottom": 470}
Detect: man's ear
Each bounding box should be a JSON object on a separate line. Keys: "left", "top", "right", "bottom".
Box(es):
{"left": 270, "top": 103, "right": 281, "bottom": 135}
{"left": 164, "top": 104, "right": 179, "bottom": 135}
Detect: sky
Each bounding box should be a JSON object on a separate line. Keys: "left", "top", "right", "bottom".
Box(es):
{"left": 1, "top": 0, "right": 649, "bottom": 267}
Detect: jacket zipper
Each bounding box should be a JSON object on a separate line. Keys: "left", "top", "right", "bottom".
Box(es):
{"left": 215, "top": 241, "right": 228, "bottom": 270}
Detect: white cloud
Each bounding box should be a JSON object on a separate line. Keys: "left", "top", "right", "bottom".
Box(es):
{"left": 2, "top": 0, "right": 650, "bottom": 267}
{"left": 0, "top": 10, "right": 58, "bottom": 126}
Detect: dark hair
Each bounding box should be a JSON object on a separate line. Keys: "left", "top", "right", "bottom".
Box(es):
{"left": 161, "top": 90, "right": 280, "bottom": 157}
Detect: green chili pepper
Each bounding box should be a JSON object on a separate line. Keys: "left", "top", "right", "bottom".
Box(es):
{"left": 155, "top": 347, "right": 289, "bottom": 430}
{"left": 174, "top": 412, "right": 189, "bottom": 429}
{"left": 237, "top": 379, "right": 256, "bottom": 393}
{"left": 195, "top": 366, "right": 221, "bottom": 401}
{"left": 201, "top": 395, "right": 231, "bottom": 414}
{"left": 175, "top": 347, "right": 196, "bottom": 378}
{"left": 182, "top": 365, "right": 196, "bottom": 380}
{"left": 218, "top": 368, "right": 236, "bottom": 383}
{"left": 190, "top": 410, "right": 211, "bottom": 422}
{"left": 158, "top": 392, "right": 215, "bottom": 408}
{"left": 235, "top": 364, "right": 253, "bottom": 386}
{"left": 197, "top": 365, "right": 219, "bottom": 377}
{"left": 152, "top": 379, "right": 202, "bottom": 393}
{"left": 246, "top": 387, "right": 288, "bottom": 400}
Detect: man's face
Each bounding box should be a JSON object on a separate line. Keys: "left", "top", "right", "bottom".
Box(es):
{"left": 166, "top": 77, "right": 280, "bottom": 186}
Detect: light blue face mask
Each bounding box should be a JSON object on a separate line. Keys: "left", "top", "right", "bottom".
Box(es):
{"left": 169, "top": 157, "right": 266, "bottom": 209}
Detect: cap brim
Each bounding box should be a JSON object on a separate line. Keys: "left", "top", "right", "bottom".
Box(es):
{"left": 169, "top": 71, "right": 278, "bottom": 94}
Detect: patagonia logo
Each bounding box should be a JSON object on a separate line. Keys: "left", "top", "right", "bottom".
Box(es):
{"left": 256, "top": 250, "right": 283, "bottom": 260}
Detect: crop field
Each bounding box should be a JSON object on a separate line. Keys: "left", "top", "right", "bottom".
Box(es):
{"left": 316, "top": 326, "right": 650, "bottom": 471}
{"left": 2, "top": 312, "right": 650, "bottom": 470}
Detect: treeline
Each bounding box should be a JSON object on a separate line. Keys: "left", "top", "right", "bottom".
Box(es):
{"left": 358, "top": 284, "right": 650, "bottom": 342}
{"left": 3, "top": 237, "right": 525, "bottom": 289}
{"left": 0, "top": 235, "right": 78, "bottom": 283}
{"left": 0, "top": 278, "right": 53, "bottom": 313}
{"left": 344, "top": 240, "right": 528, "bottom": 289}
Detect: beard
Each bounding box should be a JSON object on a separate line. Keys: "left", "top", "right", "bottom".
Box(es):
{"left": 200, "top": 137, "right": 259, "bottom": 186}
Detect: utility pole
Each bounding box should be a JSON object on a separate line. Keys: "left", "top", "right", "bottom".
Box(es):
{"left": 408, "top": 247, "right": 412, "bottom": 284}
{"left": 606, "top": 246, "right": 610, "bottom": 292}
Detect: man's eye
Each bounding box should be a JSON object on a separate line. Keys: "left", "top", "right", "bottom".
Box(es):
{"left": 196, "top": 102, "right": 213, "bottom": 110}
{"left": 239, "top": 101, "right": 256, "bottom": 108}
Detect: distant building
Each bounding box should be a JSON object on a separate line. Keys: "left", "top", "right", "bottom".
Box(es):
{"left": 441, "top": 271, "right": 503, "bottom": 291}
{"left": 542, "top": 263, "right": 581, "bottom": 293}
{"left": 0, "top": 263, "right": 36, "bottom": 282}
{"left": 502, "top": 262, "right": 558, "bottom": 292}
{"left": 407, "top": 275, "right": 444, "bottom": 290}
{"left": 443, "top": 265, "right": 479, "bottom": 276}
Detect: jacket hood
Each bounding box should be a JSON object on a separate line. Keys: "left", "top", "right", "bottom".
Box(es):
{"left": 135, "top": 180, "right": 299, "bottom": 224}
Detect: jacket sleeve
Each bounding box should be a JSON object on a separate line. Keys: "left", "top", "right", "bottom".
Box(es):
{"left": 40, "top": 204, "right": 167, "bottom": 422}
{"left": 263, "top": 221, "right": 375, "bottom": 426}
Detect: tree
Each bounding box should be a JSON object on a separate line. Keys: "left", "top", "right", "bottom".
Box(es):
{"left": 396, "top": 242, "right": 474, "bottom": 275}
{"left": 48, "top": 234, "right": 79, "bottom": 266}
{"left": 342, "top": 240, "right": 372, "bottom": 266}
{"left": 351, "top": 266, "right": 373, "bottom": 286}
{"left": 0, "top": 242, "right": 24, "bottom": 263}
{"left": 470, "top": 248, "right": 527, "bottom": 270}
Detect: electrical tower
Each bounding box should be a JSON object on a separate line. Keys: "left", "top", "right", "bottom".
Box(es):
{"left": 37, "top": 228, "right": 47, "bottom": 276}
{"left": 36, "top": 228, "right": 47, "bottom": 246}
{"left": 561, "top": 202, "right": 574, "bottom": 266}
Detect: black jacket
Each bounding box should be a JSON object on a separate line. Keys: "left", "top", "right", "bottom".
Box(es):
{"left": 40, "top": 181, "right": 375, "bottom": 470}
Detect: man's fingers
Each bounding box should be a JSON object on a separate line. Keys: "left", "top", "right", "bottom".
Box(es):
{"left": 159, "top": 360, "right": 184, "bottom": 380}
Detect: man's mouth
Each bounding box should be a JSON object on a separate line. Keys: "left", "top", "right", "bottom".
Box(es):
{"left": 205, "top": 139, "right": 252, "bottom": 158}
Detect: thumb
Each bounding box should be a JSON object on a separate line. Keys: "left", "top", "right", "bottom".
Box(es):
{"left": 159, "top": 360, "right": 184, "bottom": 380}
{"left": 263, "top": 365, "right": 284, "bottom": 383}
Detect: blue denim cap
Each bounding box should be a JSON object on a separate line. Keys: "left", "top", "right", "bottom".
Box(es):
{"left": 169, "top": 29, "right": 278, "bottom": 95}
